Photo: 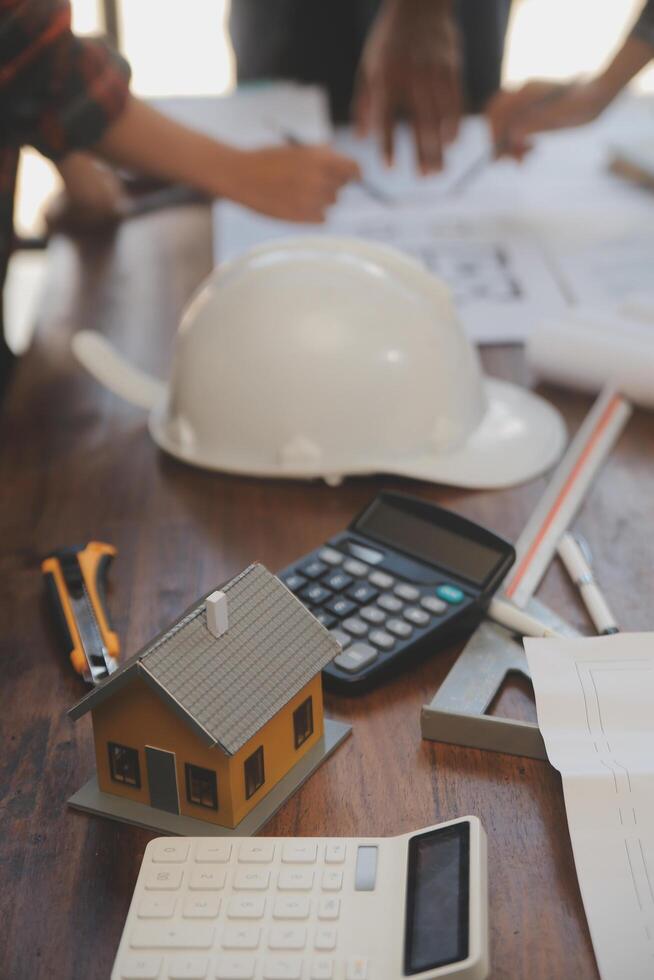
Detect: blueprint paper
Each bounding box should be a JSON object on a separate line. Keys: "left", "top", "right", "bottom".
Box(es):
{"left": 525, "top": 634, "right": 654, "bottom": 980}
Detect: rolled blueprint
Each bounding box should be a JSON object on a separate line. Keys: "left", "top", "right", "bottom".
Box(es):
{"left": 526, "top": 307, "right": 654, "bottom": 410}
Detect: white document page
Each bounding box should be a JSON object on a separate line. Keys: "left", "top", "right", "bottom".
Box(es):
{"left": 152, "top": 82, "right": 330, "bottom": 148}
{"left": 525, "top": 634, "right": 654, "bottom": 980}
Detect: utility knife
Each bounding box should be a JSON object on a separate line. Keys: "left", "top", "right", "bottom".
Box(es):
{"left": 42, "top": 541, "right": 120, "bottom": 685}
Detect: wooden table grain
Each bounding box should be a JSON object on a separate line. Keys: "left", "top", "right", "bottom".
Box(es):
{"left": 1, "top": 206, "right": 653, "bottom": 980}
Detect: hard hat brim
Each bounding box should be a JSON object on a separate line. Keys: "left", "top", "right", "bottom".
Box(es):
{"left": 150, "top": 378, "right": 565, "bottom": 490}
{"left": 380, "top": 378, "right": 566, "bottom": 489}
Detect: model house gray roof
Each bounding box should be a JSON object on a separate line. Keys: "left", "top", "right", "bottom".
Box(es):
{"left": 69, "top": 563, "right": 339, "bottom": 755}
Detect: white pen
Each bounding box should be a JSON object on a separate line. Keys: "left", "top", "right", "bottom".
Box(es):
{"left": 487, "top": 597, "right": 563, "bottom": 639}
{"left": 557, "top": 533, "right": 619, "bottom": 635}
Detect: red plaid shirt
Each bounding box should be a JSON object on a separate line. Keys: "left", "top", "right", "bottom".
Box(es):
{"left": 0, "top": 0, "right": 130, "bottom": 365}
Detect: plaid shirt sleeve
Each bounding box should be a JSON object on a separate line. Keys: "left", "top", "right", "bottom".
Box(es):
{"left": 0, "top": 0, "right": 131, "bottom": 161}
{"left": 633, "top": 0, "right": 654, "bottom": 48}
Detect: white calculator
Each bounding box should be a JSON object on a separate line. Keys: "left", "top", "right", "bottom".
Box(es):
{"left": 111, "top": 816, "right": 488, "bottom": 980}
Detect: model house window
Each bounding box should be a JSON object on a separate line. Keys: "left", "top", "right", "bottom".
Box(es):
{"left": 185, "top": 764, "right": 218, "bottom": 810}
{"left": 244, "top": 746, "right": 265, "bottom": 799}
{"left": 108, "top": 742, "right": 141, "bottom": 787}
{"left": 293, "top": 697, "right": 314, "bottom": 749}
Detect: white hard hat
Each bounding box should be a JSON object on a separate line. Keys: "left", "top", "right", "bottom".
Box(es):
{"left": 73, "top": 237, "right": 565, "bottom": 488}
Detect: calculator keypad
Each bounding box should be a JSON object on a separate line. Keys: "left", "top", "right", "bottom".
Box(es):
{"left": 281, "top": 548, "right": 467, "bottom": 675}
{"left": 115, "top": 840, "right": 375, "bottom": 980}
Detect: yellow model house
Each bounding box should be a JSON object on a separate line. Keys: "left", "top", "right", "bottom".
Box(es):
{"left": 69, "top": 563, "right": 341, "bottom": 829}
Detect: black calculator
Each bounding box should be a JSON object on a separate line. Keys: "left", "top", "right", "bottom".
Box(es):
{"left": 279, "top": 493, "right": 515, "bottom": 691}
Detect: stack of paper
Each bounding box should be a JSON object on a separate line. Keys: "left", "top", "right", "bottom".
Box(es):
{"left": 525, "top": 634, "right": 654, "bottom": 980}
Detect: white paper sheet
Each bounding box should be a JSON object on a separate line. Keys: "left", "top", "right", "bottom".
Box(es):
{"left": 152, "top": 82, "right": 330, "bottom": 148}
{"left": 525, "top": 634, "right": 654, "bottom": 980}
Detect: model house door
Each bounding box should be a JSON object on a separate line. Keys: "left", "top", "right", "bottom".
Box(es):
{"left": 145, "top": 747, "right": 179, "bottom": 814}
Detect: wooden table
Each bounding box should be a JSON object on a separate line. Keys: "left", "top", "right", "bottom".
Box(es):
{"left": 1, "top": 206, "right": 652, "bottom": 980}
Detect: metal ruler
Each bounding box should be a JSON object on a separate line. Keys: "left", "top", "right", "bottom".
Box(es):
{"left": 421, "top": 388, "right": 632, "bottom": 759}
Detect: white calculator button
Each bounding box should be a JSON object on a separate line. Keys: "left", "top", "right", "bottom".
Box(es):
{"left": 221, "top": 925, "right": 261, "bottom": 949}
{"left": 324, "top": 843, "right": 346, "bottom": 864}
{"left": 138, "top": 894, "right": 177, "bottom": 918}
{"left": 317, "top": 897, "right": 340, "bottom": 921}
{"left": 227, "top": 896, "right": 266, "bottom": 919}
{"left": 343, "top": 559, "right": 369, "bottom": 577}
{"left": 330, "top": 628, "right": 351, "bottom": 650}
{"left": 268, "top": 925, "right": 307, "bottom": 950}
{"left": 190, "top": 868, "right": 226, "bottom": 891}
{"left": 403, "top": 606, "right": 430, "bottom": 627}
{"left": 321, "top": 870, "right": 342, "bottom": 891}
{"left": 319, "top": 548, "right": 343, "bottom": 566}
{"left": 262, "top": 959, "right": 302, "bottom": 980}
{"left": 233, "top": 869, "right": 270, "bottom": 891}
{"left": 386, "top": 617, "right": 413, "bottom": 638}
{"left": 314, "top": 926, "right": 337, "bottom": 951}
{"left": 359, "top": 605, "right": 386, "bottom": 625}
{"left": 214, "top": 956, "right": 255, "bottom": 979}
{"left": 346, "top": 958, "right": 369, "bottom": 979}
{"left": 420, "top": 595, "right": 447, "bottom": 615}
{"left": 120, "top": 955, "right": 162, "bottom": 979}
{"left": 195, "top": 842, "right": 232, "bottom": 863}
{"left": 342, "top": 617, "right": 368, "bottom": 637}
{"left": 238, "top": 842, "right": 275, "bottom": 863}
{"left": 130, "top": 924, "right": 214, "bottom": 949}
{"left": 152, "top": 841, "right": 190, "bottom": 863}
{"left": 368, "top": 629, "right": 394, "bottom": 650}
{"left": 120, "top": 956, "right": 161, "bottom": 980}
{"left": 394, "top": 583, "right": 420, "bottom": 601}
{"left": 355, "top": 846, "right": 378, "bottom": 891}
{"left": 145, "top": 868, "right": 184, "bottom": 890}
{"left": 277, "top": 868, "right": 314, "bottom": 891}
{"left": 282, "top": 841, "right": 318, "bottom": 863}
{"left": 334, "top": 643, "right": 377, "bottom": 674}
{"left": 167, "top": 954, "right": 209, "bottom": 978}
{"left": 183, "top": 895, "right": 221, "bottom": 919}
{"left": 369, "top": 571, "right": 394, "bottom": 589}
{"left": 377, "top": 593, "right": 402, "bottom": 614}
{"left": 273, "top": 896, "right": 311, "bottom": 919}
{"left": 311, "top": 959, "right": 334, "bottom": 980}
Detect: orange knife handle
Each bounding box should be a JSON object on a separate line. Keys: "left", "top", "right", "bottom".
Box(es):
{"left": 41, "top": 555, "right": 86, "bottom": 675}
{"left": 41, "top": 541, "right": 120, "bottom": 677}
{"left": 78, "top": 541, "right": 120, "bottom": 660}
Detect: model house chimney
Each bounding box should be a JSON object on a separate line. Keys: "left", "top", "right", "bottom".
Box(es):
{"left": 205, "top": 591, "right": 229, "bottom": 638}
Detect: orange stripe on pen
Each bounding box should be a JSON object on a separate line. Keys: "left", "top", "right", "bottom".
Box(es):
{"left": 505, "top": 393, "right": 624, "bottom": 599}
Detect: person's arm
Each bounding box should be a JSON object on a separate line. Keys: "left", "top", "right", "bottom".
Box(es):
{"left": 487, "top": 4, "right": 654, "bottom": 159}
{"left": 94, "top": 95, "right": 359, "bottom": 223}
{"left": 0, "top": 0, "right": 359, "bottom": 223}
{"left": 352, "top": 0, "right": 462, "bottom": 173}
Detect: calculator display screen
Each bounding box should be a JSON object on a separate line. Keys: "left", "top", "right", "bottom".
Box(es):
{"left": 355, "top": 499, "right": 503, "bottom": 586}
{"left": 403, "top": 823, "right": 469, "bottom": 975}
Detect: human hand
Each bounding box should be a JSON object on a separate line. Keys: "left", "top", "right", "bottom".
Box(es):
{"left": 225, "top": 145, "right": 361, "bottom": 223}
{"left": 487, "top": 78, "right": 614, "bottom": 160}
{"left": 353, "top": 0, "right": 462, "bottom": 174}
{"left": 48, "top": 152, "right": 128, "bottom": 231}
